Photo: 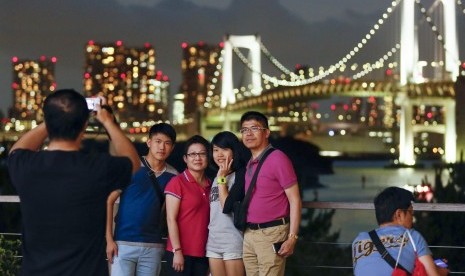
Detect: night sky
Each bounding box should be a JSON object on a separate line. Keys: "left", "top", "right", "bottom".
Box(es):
{"left": 1, "top": 0, "right": 464, "bottom": 115}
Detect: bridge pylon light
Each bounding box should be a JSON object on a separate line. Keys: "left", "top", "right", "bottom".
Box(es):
{"left": 220, "top": 35, "right": 263, "bottom": 108}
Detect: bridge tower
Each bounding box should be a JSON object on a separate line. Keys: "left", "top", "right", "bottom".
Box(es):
{"left": 397, "top": 93, "right": 456, "bottom": 165}
{"left": 221, "top": 35, "right": 262, "bottom": 108}
{"left": 399, "top": 0, "right": 458, "bottom": 164}
{"left": 400, "top": 0, "right": 459, "bottom": 85}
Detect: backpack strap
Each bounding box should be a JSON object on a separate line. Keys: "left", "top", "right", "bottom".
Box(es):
{"left": 369, "top": 230, "right": 410, "bottom": 275}
{"left": 140, "top": 156, "right": 165, "bottom": 204}
{"left": 405, "top": 230, "right": 417, "bottom": 252}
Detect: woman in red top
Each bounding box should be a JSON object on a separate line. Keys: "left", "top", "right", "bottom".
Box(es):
{"left": 164, "top": 135, "right": 211, "bottom": 275}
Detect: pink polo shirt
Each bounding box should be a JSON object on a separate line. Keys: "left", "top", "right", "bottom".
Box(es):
{"left": 245, "top": 148, "right": 297, "bottom": 224}
{"left": 164, "top": 169, "right": 211, "bottom": 257}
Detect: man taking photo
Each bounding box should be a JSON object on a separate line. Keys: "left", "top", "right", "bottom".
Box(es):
{"left": 8, "top": 89, "right": 140, "bottom": 275}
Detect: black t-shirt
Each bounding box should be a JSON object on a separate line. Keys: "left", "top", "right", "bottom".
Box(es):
{"left": 8, "top": 149, "right": 132, "bottom": 276}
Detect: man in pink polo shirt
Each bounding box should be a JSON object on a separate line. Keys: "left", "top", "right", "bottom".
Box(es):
{"left": 239, "top": 111, "right": 302, "bottom": 276}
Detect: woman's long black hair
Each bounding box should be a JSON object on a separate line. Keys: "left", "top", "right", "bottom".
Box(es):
{"left": 210, "top": 131, "right": 248, "bottom": 172}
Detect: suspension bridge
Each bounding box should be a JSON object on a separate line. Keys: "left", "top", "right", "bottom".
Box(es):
{"left": 196, "top": 0, "right": 464, "bottom": 166}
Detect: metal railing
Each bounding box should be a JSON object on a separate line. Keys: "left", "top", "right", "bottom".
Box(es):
{"left": 2, "top": 196, "right": 464, "bottom": 274}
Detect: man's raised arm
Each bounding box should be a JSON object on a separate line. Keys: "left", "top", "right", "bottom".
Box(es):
{"left": 9, "top": 123, "right": 48, "bottom": 154}
{"left": 96, "top": 104, "right": 140, "bottom": 173}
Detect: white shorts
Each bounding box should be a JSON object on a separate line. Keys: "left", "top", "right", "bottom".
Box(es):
{"left": 206, "top": 250, "right": 243, "bottom": 260}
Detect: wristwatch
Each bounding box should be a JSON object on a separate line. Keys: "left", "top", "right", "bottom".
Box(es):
{"left": 172, "top": 247, "right": 182, "bottom": 253}
{"left": 288, "top": 233, "right": 299, "bottom": 240}
{"left": 217, "top": 176, "right": 227, "bottom": 185}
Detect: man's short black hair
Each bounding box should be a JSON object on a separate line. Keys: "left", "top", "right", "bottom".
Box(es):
{"left": 240, "top": 111, "right": 269, "bottom": 129}
{"left": 374, "top": 186, "right": 414, "bottom": 225}
{"left": 43, "top": 89, "right": 89, "bottom": 141}
{"left": 149, "top": 123, "right": 176, "bottom": 143}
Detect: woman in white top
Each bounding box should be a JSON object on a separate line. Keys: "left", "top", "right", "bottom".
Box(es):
{"left": 206, "top": 131, "right": 248, "bottom": 276}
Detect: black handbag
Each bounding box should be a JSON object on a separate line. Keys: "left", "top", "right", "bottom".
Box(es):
{"left": 232, "top": 148, "right": 275, "bottom": 231}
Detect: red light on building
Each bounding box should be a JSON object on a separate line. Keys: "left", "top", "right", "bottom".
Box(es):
{"left": 40, "top": 55, "right": 46, "bottom": 61}
{"left": 12, "top": 56, "right": 18, "bottom": 63}
{"left": 120, "top": 73, "right": 126, "bottom": 79}
{"left": 295, "top": 64, "right": 301, "bottom": 70}
{"left": 181, "top": 42, "right": 188, "bottom": 49}
{"left": 219, "top": 42, "right": 224, "bottom": 48}
{"left": 88, "top": 40, "right": 94, "bottom": 46}
{"left": 343, "top": 104, "right": 349, "bottom": 111}
{"left": 51, "top": 56, "right": 57, "bottom": 63}
{"left": 162, "top": 76, "right": 169, "bottom": 81}
{"left": 84, "top": 72, "right": 91, "bottom": 79}
{"left": 12, "top": 82, "right": 19, "bottom": 89}
{"left": 427, "top": 112, "right": 433, "bottom": 119}
{"left": 385, "top": 69, "right": 393, "bottom": 76}
{"left": 198, "top": 41, "right": 204, "bottom": 46}
{"left": 344, "top": 78, "right": 351, "bottom": 84}
{"left": 144, "top": 42, "right": 151, "bottom": 48}
{"left": 330, "top": 104, "right": 336, "bottom": 111}
{"left": 116, "top": 40, "right": 123, "bottom": 46}
{"left": 330, "top": 79, "right": 336, "bottom": 85}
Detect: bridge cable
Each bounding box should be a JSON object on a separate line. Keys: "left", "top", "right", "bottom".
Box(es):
{"left": 258, "top": 40, "right": 296, "bottom": 76}
{"left": 233, "top": 42, "right": 400, "bottom": 87}
{"left": 457, "top": 0, "right": 465, "bottom": 16}
{"left": 415, "top": 0, "right": 462, "bottom": 64}
{"left": 351, "top": 44, "right": 401, "bottom": 80}
{"left": 232, "top": 0, "right": 403, "bottom": 86}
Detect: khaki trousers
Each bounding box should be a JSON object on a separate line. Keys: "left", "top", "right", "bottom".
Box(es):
{"left": 243, "top": 223, "right": 289, "bottom": 276}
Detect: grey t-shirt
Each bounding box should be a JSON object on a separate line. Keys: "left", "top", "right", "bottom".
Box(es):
{"left": 206, "top": 173, "right": 244, "bottom": 254}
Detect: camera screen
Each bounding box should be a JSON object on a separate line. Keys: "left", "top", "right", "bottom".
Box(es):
{"left": 86, "top": 98, "right": 99, "bottom": 111}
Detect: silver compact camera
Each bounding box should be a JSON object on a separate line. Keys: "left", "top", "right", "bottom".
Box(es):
{"left": 85, "top": 97, "right": 100, "bottom": 111}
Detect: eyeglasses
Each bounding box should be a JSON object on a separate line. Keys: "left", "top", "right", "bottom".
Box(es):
{"left": 186, "top": 152, "right": 207, "bottom": 159}
{"left": 401, "top": 208, "right": 414, "bottom": 215}
{"left": 239, "top": 126, "right": 266, "bottom": 134}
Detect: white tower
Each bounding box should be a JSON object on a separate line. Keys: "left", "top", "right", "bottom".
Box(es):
{"left": 400, "top": 0, "right": 460, "bottom": 84}
{"left": 221, "top": 35, "right": 262, "bottom": 108}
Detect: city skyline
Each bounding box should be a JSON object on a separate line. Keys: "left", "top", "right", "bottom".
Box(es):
{"left": 1, "top": 0, "right": 465, "bottom": 115}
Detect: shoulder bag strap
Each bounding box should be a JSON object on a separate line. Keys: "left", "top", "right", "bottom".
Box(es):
{"left": 241, "top": 148, "right": 275, "bottom": 210}
{"left": 368, "top": 230, "right": 410, "bottom": 274}
{"left": 405, "top": 229, "right": 417, "bottom": 252}
{"left": 141, "top": 156, "right": 165, "bottom": 204}
{"left": 395, "top": 231, "right": 408, "bottom": 268}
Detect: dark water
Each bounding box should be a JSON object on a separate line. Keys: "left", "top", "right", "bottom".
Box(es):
{"left": 303, "top": 160, "right": 441, "bottom": 243}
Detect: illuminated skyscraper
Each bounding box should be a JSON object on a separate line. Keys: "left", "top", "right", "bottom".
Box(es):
{"left": 83, "top": 40, "right": 169, "bottom": 123}
{"left": 180, "top": 41, "right": 222, "bottom": 119}
{"left": 10, "top": 56, "right": 56, "bottom": 121}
